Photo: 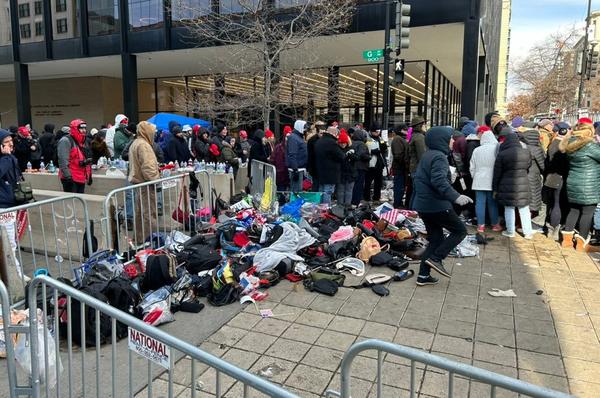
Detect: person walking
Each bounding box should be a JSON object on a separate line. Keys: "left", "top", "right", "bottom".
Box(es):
{"left": 413, "top": 126, "right": 469, "bottom": 286}
{"left": 521, "top": 129, "right": 546, "bottom": 227}
{"left": 315, "top": 126, "right": 345, "bottom": 204}
{"left": 57, "top": 119, "right": 92, "bottom": 193}
{"left": 364, "top": 125, "right": 387, "bottom": 202}
{"left": 558, "top": 122, "right": 600, "bottom": 251}
{"left": 469, "top": 130, "right": 501, "bottom": 232}
{"left": 408, "top": 116, "right": 427, "bottom": 208}
{"left": 391, "top": 124, "right": 409, "bottom": 208}
{"left": 543, "top": 122, "right": 570, "bottom": 240}
{"left": 128, "top": 121, "right": 161, "bottom": 245}
{"left": 287, "top": 120, "right": 308, "bottom": 192}
{"left": 350, "top": 128, "right": 370, "bottom": 206}
{"left": 492, "top": 132, "right": 533, "bottom": 238}
{"left": 336, "top": 129, "right": 358, "bottom": 207}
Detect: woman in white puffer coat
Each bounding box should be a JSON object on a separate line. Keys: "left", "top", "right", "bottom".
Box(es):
{"left": 470, "top": 129, "right": 502, "bottom": 232}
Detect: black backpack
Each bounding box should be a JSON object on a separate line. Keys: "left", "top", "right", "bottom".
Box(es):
{"left": 176, "top": 244, "right": 222, "bottom": 274}
{"left": 102, "top": 277, "right": 143, "bottom": 337}
{"left": 69, "top": 283, "right": 113, "bottom": 347}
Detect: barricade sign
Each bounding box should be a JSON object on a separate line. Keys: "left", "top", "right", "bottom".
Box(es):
{"left": 128, "top": 327, "right": 171, "bottom": 369}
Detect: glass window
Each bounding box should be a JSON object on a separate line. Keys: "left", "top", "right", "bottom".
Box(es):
{"left": 129, "top": 0, "right": 163, "bottom": 31}
{"left": 35, "top": 21, "right": 43, "bottom": 36}
{"left": 0, "top": 2, "right": 11, "bottom": 46}
{"left": 20, "top": 24, "right": 31, "bottom": 39}
{"left": 18, "top": 3, "right": 30, "bottom": 18}
{"left": 34, "top": 1, "right": 43, "bottom": 15}
{"left": 57, "top": 18, "right": 68, "bottom": 34}
{"left": 219, "top": 0, "right": 260, "bottom": 15}
{"left": 276, "top": 0, "right": 309, "bottom": 8}
{"left": 88, "top": 0, "right": 119, "bottom": 36}
{"left": 56, "top": 0, "right": 67, "bottom": 12}
{"left": 51, "top": 0, "right": 80, "bottom": 38}
{"left": 171, "top": 0, "right": 211, "bottom": 24}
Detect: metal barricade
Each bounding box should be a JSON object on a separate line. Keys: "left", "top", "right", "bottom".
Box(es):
{"left": 326, "top": 339, "right": 573, "bottom": 398}
{"left": 101, "top": 171, "right": 212, "bottom": 253}
{"left": 25, "top": 275, "right": 298, "bottom": 398}
{"left": 0, "top": 280, "right": 19, "bottom": 398}
{"left": 0, "top": 196, "right": 92, "bottom": 302}
{"left": 249, "top": 160, "right": 277, "bottom": 210}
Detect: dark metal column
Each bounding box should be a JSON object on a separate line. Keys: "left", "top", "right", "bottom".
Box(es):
{"left": 404, "top": 95, "right": 412, "bottom": 123}
{"left": 79, "top": 0, "right": 89, "bottom": 55}
{"left": 119, "top": 0, "right": 139, "bottom": 122}
{"left": 423, "top": 61, "right": 429, "bottom": 120}
{"left": 10, "top": 0, "right": 31, "bottom": 125}
{"left": 353, "top": 103, "right": 360, "bottom": 124}
{"left": 43, "top": 0, "right": 53, "bottom": 58}
{"left": 327, "top": 66, "right": 340, "bottom": 124}
{"left": 163, "top": 0, "right": 172, "bottom": 49}
{"left": 364, "top": 81, "right": 374, "bottom": 130}
{"left": 429, "top": 66, "right": 436, "bottom": 124}
{"left": 460, "top": 0, "right": 481, "bottom": 119}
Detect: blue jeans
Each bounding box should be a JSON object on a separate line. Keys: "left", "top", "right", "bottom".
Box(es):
{"left": 125, "top": 180, "right": 135, "bottom": 222}
{"left": 336, "top": 182, "right": 354, "bottom": 206}
{"left": 320, "top": 184, "right": 336, "bottom": 204}
{"left": 393, "top": 173, "right": 405, "bottom": 208}
{"left": 288, "top": 170, "right": 304, "bottom": 192}
{"left": 351, "top": 170, "right": 366, "bottom": 205}
{"left": 505, "top": 205, "right": 532, "bottom": 235}
{"left": 475, "top": 191, "right": 499, "bottom": 226}
{"left": 594, "top": 204, "right": 600, "bottom": 230}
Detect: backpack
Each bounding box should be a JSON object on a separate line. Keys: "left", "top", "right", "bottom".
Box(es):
{"left": 102, "top": 277, "right": 143, "bottom": 337}
{"left": 369, "top": 251, "right": 409, "bottom": 271}
{"left": 176, "top": 244, "right": 222, "bottom": 274}
{"left": 69, "top": 284, "right": 113, "bottom": 347}
{"left": 141, "top": 254, "right": 178, "bottom": 292}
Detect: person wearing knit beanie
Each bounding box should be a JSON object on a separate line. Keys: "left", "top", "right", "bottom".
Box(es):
{"left": 283, "top": 125, "right": 292, "bottom": 136}
{"left": 338, "top": 129, "right": 350, "bottom": 145}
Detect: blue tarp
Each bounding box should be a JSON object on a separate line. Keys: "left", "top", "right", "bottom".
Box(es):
{"left": 146, "top": 113, "right": 211, "bottom": 131}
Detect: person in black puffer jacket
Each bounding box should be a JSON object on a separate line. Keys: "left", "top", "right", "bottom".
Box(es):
{"left": 543, "top": 122, "right": 570, "bottom": 240}
{"left": 315, "top": 127, "right": 345, "bottom": 204}
{"left": 521, "top": 129, "right": 545, "bottom": 214}
{"left": 493, "top": 132, "right": 533, "bottom": 238}
{"left": 350, "top": 128, "right": 370, "bottom": 206}
{"left": 413, "top": 126, "right": 469, "bottom": 286}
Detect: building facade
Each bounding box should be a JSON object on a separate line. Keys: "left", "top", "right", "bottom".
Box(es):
{"left": 0, "top": 0, "right": 504, "bottom": 131}
{"left": 495, "top": 0, "right": 511, "bottom": 116}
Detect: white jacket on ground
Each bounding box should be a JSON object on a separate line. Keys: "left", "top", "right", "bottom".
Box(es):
{"left": 470, "top": 131, "right": 498, "bottom": 191}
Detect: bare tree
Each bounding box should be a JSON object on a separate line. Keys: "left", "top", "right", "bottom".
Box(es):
{"left": 172, "top": 0, "right": 356, "bottom": 130}
{"left": 509, "top": 27, "right": 581, "bottom": 117}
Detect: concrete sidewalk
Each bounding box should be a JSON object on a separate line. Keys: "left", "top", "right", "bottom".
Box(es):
{"left": 151, "top": 232, "right": 600, "bottom": 397}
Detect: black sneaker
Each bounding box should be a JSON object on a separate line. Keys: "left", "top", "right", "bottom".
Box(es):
{"left": 416, "top": 276, "right": 439, "bottom": 286}
{"left": 425, "top": 259, "right": 451, "bottom": 278}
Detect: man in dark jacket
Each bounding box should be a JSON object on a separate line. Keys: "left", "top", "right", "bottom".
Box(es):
{"left": 391, "top": 124, "right": 409, "bottom": 208}
{"left": 14, "top": 127, "right": 40, "bottom": 171}
{"left": 165, "top": 124, "right": 192, "bottom": 164}
{"left": 314, "top": 126, "right": 345, "bottom": 204}
{"left": 39, "top": 124, "right": 56, "bottom": 165}
{"left": 350, "top": 128, "right": 371, "bottom": 206}
{"left": 408, "top": 116, "right": 427, "bottom": 208}
{"left": 248, "top": 129, "right": 271, "bottom": 177}
{"left": 287, "top": 120, "right": 308, "bottom": 192}
{"left": 544, "top": 123, "right": 570, "bottom": 240}
{"left": 413, "top": 126, "right": 470, "bottom": 286}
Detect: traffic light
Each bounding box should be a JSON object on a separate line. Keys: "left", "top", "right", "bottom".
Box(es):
{"left": 587, "top": 50, "right": 599, "bottom": 79}
{"left": 396, "top": 2, "right": 411, "bottom": 52}
{"left": 395, "top": 59, "right": 405, "bottom": 85}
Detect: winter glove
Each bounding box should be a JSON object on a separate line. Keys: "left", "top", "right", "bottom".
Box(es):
{"left": 346, "top": 149, "right": 355, "bottom": 156}
{"left": 292, "top": 169, "right": 300, "bottom": 182}
{"left": 454, "top": 195, "right": 473, "bottom": 206}
{"left": 87, "top": 175, "right": 93, "bottom": 186}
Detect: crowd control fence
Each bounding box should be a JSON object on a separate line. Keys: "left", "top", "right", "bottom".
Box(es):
{"left": 101, "top": 171, "right": 212, "bottom": 253}
{"left": 325, "top": 339, "right": 573, "bottom": 398}
{"left": 0, "top": 196, "right": 92, "bottom": 304}
{"left": 249, "top": 160, "right": 277, "bottom": 211}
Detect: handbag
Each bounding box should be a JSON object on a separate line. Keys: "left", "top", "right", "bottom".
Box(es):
{"left": 14, "top": 181, "right": 33, "bottom": 205}
{"left": 357, "top": 236, "right": 388, "bottom": 262}
{"left": 544, "top": 173, "right": 563, "bottom": 189}
{"left": 171, "top": 185, "right": 190, "bottom": 223}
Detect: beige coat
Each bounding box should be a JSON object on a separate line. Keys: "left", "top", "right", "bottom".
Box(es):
{"left": 128, "top": 121, "right": 160, "bottom": 184}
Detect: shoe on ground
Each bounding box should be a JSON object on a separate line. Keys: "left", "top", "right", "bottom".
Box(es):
{"left": 502, "top": 231, "right": 515, "bottom": 238}
{"left": 416, "top": 275, "right": 439, "bottom": 286}
{"left": 523, "top": 234, "right": 534, "bottom": 240}
{"left": 425, "top": 259, "right": 451, "bottom": 278}
{"left": 477, "top": 225, "right": 485, "bottom": 233}
{"left": 492, "top": 224, "right": 503, "bottom": 232}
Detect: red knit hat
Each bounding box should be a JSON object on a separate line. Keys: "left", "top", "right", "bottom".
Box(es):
{"left": 338, "top": 130, "right": 350, "bottom": 144}
{"left": 283, "top": 125, "right": 292, "bottom": 135}
{"left": 476, "top": 125, "right": 491, "bottom": 134}
{"left": 192, "top": 124, "right": 201, "bottom": 134}
{"left": 17, "top": 126, "right": 30, "bottom": 138}
{"left": 239, "top": 130, "right": 248, "bottom": 139}
{"left": 578, "top": 117, "right": 593, "bottom": 125}
{"left": 265, "top": 129, "right": 274, "bottom": 139}
{"left": 209, "top": 144, "right": 220, "bottom": 156}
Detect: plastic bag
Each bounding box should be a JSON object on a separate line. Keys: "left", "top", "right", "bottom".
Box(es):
{"left": 15, "top": 309, "right": 63, "bottom": 388}
{"left": 142, "top": 298, "right": 174, "bottom": 326}
{"left": 281, "top": 198, "right": 304, "bottom": 220}
{"left": 449, "top": 235, "right": 480, "bottom": 258}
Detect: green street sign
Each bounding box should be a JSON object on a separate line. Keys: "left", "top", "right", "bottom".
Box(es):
{"left": 362, "top": 49, "right": 383, "bottom": 63}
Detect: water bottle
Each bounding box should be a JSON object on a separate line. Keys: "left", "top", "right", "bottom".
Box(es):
{"left": 40, "top": 161, "right": 45, "bottom": 171}
{"left": 48, "top": 160, "right": 56, "bottom": 173}
{"left": 26, "top": 161, "right": 32, "bottom": 171}
{"left": 200, "top": 160, "right": 206, "bottom": 171}
{"left": 228, "top": 166, "right": 233, "bottom": 175}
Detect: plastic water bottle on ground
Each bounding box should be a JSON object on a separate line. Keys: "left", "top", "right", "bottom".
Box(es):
{"left": 40, "top": 161, "right": 45, "bottom": 171}
{"left": 26, "top": 161, "right": 32, "bottom": 171}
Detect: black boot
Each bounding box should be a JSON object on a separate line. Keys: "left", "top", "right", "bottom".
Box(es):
{"left": 590, "top": 229, "right": 600, "bottom": 246}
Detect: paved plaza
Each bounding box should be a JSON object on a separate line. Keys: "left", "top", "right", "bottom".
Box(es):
{"left": 138, "top": 231, "right": 600, "bottom": 397}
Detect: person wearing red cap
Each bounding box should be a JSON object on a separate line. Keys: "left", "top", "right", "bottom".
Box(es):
{"left": 283, "top": 125, "right": 292, "bottom": 136}
{"left": 336, "top": 129, "right": 358, "bottom": 206}
{"left": 234, "top": 130, "right": 251, "bottom": 162}
{"left": 57, "top": 119, "right": 92, "bottom": 193}
{"left": 192, "top": 126, "right": 210, "bottom": 161}
{"left": 14, "top": 126, "right": 41, "bottom": 171}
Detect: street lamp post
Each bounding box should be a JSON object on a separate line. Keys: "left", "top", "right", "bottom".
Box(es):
{"left": 577, "top": 0, "right": 593, "bottom": 109}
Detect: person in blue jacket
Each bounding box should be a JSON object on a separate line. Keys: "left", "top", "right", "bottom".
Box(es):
{"left": 286, "top": 120, "right": 308, "bottom": 192}
{"left": 413, "top": 126, "right": 470, "bottom": 286}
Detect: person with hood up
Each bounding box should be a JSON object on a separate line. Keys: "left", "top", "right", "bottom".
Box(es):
{"left": 192, "top": 126, "right": 210, "bottom": 161}
{"left": 521, "top": 128, "right": 546, "bottom": 221}
{"left": 558, "top": 122, "right": 600, "bottom": 251}
{"left": 408, "top": 116, "right": 427, "bottom": 208}
{"left": 490, "top": 114, "right": 509, "bottom": 136}
{"left": 350, "top": 128, "right": 371, "bottom": 206}
{"left": 129, "top": 121, "right": 161, "bottom": 245}
{"left": 287, "top": 120, "right": 308, "bottom": 192}
{"left": 235, "top": 130, "right": 252, "bottom": 162}
{"left": 165, "top": 123, "right": 192, "bottom": 164}
{"left": 105, "top": 114, "right": 128, "bottom": 157}
{"left": 14, "top": 126, "right": 40, "bottom": 171}
{"left": 470, "top": 130, "right": 501, "bottom": 232}
{"left": 57, "top": 119, "right": 92, "bottom": 193}
{"left": 537, "top": 119, "right": 554, "bottom": 153}
{"left": 315, "top": 126, "right": 345, "bottom": 204}
{"left": 336, "top": 129, "right": 358, "bottom": 206}
{"left": 391, "top": 124, "right": 409, "bottom": 208}
{"left": 413, "top": 126, "right": 470, "bottom": 286}
{"left": 90, "top": 130, "right": 111, "bottom": 164}
{"left": 113, "top": 118, "right": 134, "bottom": 159}
{"left": 39, "top": 124, "right": 56, "bottom": 165}
{"left": 364, "top": 124, "right": 388, "bottom": 202}
{"left": 271, "top": 131, "right": 289, "bottom": 191}
{"left": 544, "top": 122, "right": 570, "bottom": 241}
{"left": 492, "top": 132, "right": 533, "bottom": 238}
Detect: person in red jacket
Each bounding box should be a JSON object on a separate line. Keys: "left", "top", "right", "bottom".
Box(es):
{"left": 57, "top": 119, "right": 92, "bottom": 193}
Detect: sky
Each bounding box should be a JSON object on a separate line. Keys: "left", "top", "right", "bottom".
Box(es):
{"left": 508, "top": 0, "right": 600, "bottom": 98}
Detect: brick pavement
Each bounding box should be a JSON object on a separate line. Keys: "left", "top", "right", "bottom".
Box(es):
{"left": 148, "top": 232, "right": 600, "bottom": 397}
